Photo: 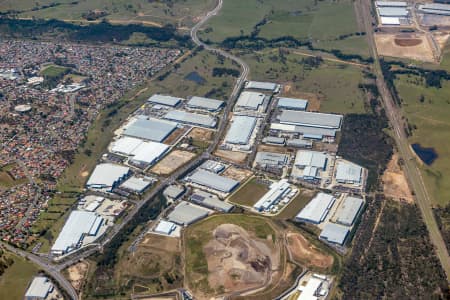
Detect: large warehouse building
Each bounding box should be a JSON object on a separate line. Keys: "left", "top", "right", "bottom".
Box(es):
{"left": 111, "top": 136, "right": 169, "bottom": 167}
{"left": 147, "top": 94, "right": 183, "bottom": 107}
{"left": 122, "top": 116, "right": 177, "bottom": 142}
{"left": 253, "top": 179, "right": 291, "bottom": 212}
{"left": 224, "top": 116, "right": 257, "bottom": 145}
{"left": 335, "top": 196, "right": 364, "bottom": 226}
{"left": 295, "top": 193, "right": 336, "bottom": 224}
{"left": 24, "top": 276, "right": 54, "bottom": 300}
{"left": 294, "top": 150, "right": 328, "bottom": 180}
{"left": 245, "top": 81, "right": 281, "bottom": 93}
{"left": 187, "top": 169, "right": 240, "bottom": 193}
{"left": 167, "top": 201, "right": 210, "bottom": 225}
{"left": 270, "top": 123, "right": 338, "bottom": 140}
{"left": 419, "top": 3, "right": 450, "bottom": 15}
{"left": 163, "top": 110, "right": 217, "bottom": 128}
{"left": 190, "top": 190, "right": 234, "bottom": 212}
{"left": 277, "top": 97, "right": 308, "bottom": 111}
{"left": 187, "top": 96, "right": 224, "bottom": 111}
{"left": 235, "top": 91, "right": 266, "bottom": 111}
{"left": 319, "top": 223, "right": 350, "bottom": 245}
{"left": 51, "top": 210, "right": 104, "bottom": 255}
{"left": 335, "top": 161, "right": 363, "bottom": 184}
{"left": 86, "top": 163, "right": 130, "bottom": 191}
{"left": 278, "top": 110, "right": 343, "bottom": 129}
{"left": 254, "top": 152, "right": 289, "bottom": 169}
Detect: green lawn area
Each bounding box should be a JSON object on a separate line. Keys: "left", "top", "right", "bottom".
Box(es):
{"left": 394, "top": 73, "right": 450, "bottom": 206}
{"left": 0, "top": 163, "right": 27, "bottom": 188}
{"left": 228, "top": 178, "right": 270, "bottom": 207}
{"left": 275, "top": 189, "right": 316, "bottom": 220}
{"left": 40, "top": 64, "right": 70, "bottom": 78}
{"left": 0, "top": 0, "right": 215, "bottom": 27}
{"left": 241, "top": 50, "right": 368, "bottom": 114}
{"left": 198, "top": 0, "right": 367, "bottom": 56}
{"left": 0, "top": 252, "right": 38, "bottom": 300}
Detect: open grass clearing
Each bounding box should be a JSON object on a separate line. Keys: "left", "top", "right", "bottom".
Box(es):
{"left": 0, "top": 251, "right": 38, "bottom": 300}
{"left": 40, "top": 64, "right": 70, "bottom": 78}
{"left": 275, "top": 189, "right": 316, "bottom": 220}
{"left": 394, "top": 73, "right": 450, "bottom": 206}
{"left": 228, "top": 178, "right": 270, "bottom": 207}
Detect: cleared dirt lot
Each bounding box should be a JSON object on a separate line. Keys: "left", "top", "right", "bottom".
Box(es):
{"left": 375, "top": 33, "right": 434, "bottom": 62}
{"left": 187, "top": 127, "right": 214, "bottom": 142}
{"left": 214, "top": 149, "right": 248, "bottom": 164}
{"left": 222, "top": 166, "right": 253, "bottom": 182}
{"left": 286, "top": 232, "right": 333, "bottom": 271}
{"left": 151, "top": 150, "right": 196, "bottom": 175}
{"left": 66, "top": 261, "right": 89, "bottom": 292}
{"left": 382, "top": 154, "right": 413, "bottom": 203}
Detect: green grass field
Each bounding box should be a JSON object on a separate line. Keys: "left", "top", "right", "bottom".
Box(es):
{"left": 0, "top": 252, "right": 38, "bottom": 300}
{"left": 275, "top": 190, "right": 316, "bottom": 220}
{"left": 40, "top": 64, "right": 70, "bottom": 78}
{"left": 394, "top": 74, "right": 450, "bottom": 206}
{"left": 228, "top": 178, "right": 270, "bottom": 207}
{"left": 241, "top": 50, "right": 368, "bottom": 114}
{"left": 198, "top": 0, "right": 368, "bottom": 56}
{"left": 1, "top": 0, "right": 215, "bottom": 27}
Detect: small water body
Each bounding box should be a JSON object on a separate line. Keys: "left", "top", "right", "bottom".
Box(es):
{"left": 185, "top": 71, "right": 206, "bottom": 85}
{"left": 411, "top": 143, "right": 438, "bottom": 165}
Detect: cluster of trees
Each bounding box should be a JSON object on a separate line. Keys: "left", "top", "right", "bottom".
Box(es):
{"left": 212, "top": 67, "right": 240, "bottom": 77}
{"left": 338, "top": 113, "right": 393, "bottom": 191}
{"left": 0, "top": 18, "right": 192, "bottom": 47}
{"left": 0, "top": 249, "right": 13, "bottom": 277}
{"left": 434, "top": 205, "right": 450, "bottom": 252}
{"left": 340, "top": 199, "right": 448, "bottom": 299}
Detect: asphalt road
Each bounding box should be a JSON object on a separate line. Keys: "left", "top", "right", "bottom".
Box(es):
{"left": 356, "top": 0, "right": 450, "bottom": 280}
{"left": 1, "top": 1, "right": 251, "bottom": 299}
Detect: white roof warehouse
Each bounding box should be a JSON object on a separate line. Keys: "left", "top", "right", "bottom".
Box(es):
{"left": 187, "top": 169, "right": 240, "bottom": 193}
{"left": 86, "top": 163, "right": 130, "bottom": 191}
{"left": 225, "top": 116, "right": 257, "bottom": 145}
{"left": 278, "top": 110, "right": 343, "bottom": 129}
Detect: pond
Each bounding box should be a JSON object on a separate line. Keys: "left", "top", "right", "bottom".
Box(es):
{"left": 185, "top": 71, "right": 206, "bottom": 85}
{"left": 411, "top": 143, "right": 438, "bottom": 166}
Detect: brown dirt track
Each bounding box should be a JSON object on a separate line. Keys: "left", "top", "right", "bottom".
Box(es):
{"left": 394, "top": 38, "right": 422, "bottom": 47}
{"left": 286, "top": 232, "right": 333, "bottom": 270}
{"left": 375, "top": 33, "right": 434, "bottom": 62}
{"left": 382, "top": 154, "right": 413, "bottom": 203}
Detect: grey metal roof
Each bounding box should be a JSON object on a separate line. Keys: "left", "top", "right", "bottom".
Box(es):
{"left": 295, "top": 150, "right": 328, "bottom": 169}
{"left": 419, "top": 3, "right": 450, "bottom": 15}
{"left": 277, "top": 97, "right": 308, "bottom": 110}
{"left": 163, "top": 110, "right": 217, "bottom": 128}
{"left": 236, "top": 91, "right": 265, "bottom": 110}
{"left": 245, "top": 81, "right": 279, "bottom": 91}
{"left": 148, "top": 94, "right": 182, "bottom": 106}
{"left": 262, "top": 136, "right": 285, "bottom": 144}
{"left": 377, "top": 7, "right": 408, "bottom": 17}
{"left": 336, "top": 161, "right": 363, "bottom": 183}
{"left": 154, "top": 220, "right": 176, "bottom": 234}
{"left": 295, "top": 193, "right": 335, "bottom": 224}
{"left": 25, "top": 276, "right": 53, "bottom": 298}
{"left": 120, "top": 176, "right": 153, "bottom": 192}
{"left": 279, "top": 110, "right": 342, "bottom": 129}
{"left": 225, "top": 116, "right": 256, "bottom": 145}
{"left": 254, "top": 152, "right": 289, "bottom": 167}
{"left": 163, "top": 185, "right": 185, "bottom": 199}
{"left": 190, "top": 190, "right": 234, "bottom": 212}
{"left": 270, "top": 123, "right": 337, "bottom": 137}
{"left": 167, "top": 201, "right": 209, "bottom": 225}
{"left": 320, "top": 223, "right": 349, "bottom": 245}
{"left": 187, "top": 96, "right": 224, "bottom": 111}
{"left": 375, "top": 1, "right": 407, "bottom": 7}
{"left": 253, "top": 179, "right": 290, "bottom": 211}
{"left": 286, "top": 138, "right": 313, "bottom": 147}
{"left": 188, "top": 169, "right": 240, "bottom": 193}
{"left": 335, "top": 196, "right": 364, "bottom": 226}
{"left": 86, "top": 163, "right": 130, "bottom": 189}
{"left": 123, "top": 117, "right": 177, "bottom": 142}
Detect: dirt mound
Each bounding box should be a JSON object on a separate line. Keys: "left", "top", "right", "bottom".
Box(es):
{"left": 382, "top": 154, "right": 413, "bottom": 203}
{"left": 203, "top": 223, "right": 278, "bottom": 294}
{"left": 286, "top": 232, "right": 333, "bottom": 270}
{"left": 394, "top": 38, "right": 422, "bottom": 47}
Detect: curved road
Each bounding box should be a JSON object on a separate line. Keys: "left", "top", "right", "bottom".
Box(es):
{"left": 3, "top": 1, "right": 250, "bottom": 299}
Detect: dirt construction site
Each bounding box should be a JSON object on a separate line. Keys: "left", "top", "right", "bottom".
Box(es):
{"left": 382, "top": 154, "right": 414, "bottom": 203}
{"left": 203, "top": 224, "right": 281, "bottom": 295}
{"left": 375, "top": 33, "right": 435, "bottom": 62}
{"left": 286, "top": 232, "right": 333, "bottom": 271}
{"left": 151, "top": 150, "right": 196, "bottom": 175}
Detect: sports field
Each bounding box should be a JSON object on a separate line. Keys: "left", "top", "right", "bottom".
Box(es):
{"left": 0, "top": 0, "right": 215, "bottom": 27}
{"left": 394, "top": 73, "right": 450, "bottom": 206}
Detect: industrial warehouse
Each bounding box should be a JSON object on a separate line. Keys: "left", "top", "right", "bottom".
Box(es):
{"left": 245, "top": 80, "right": 281, "bottom": 93}
{"left": 166, "top": 201, "right": 211, "bottom": 225}
{"left": 278, "top": 110, "right": 343, "bottom": 129}
{"left": 86, "top": 163, "right": 130, "bottom": 192}
{"left": 186, "top": 96, "right": 224, "bottom": 111}
{"left": 253, "top": 179, "right": 295, "bottom": 213}
{"left": 224, "top": 115, "right": 257, "bottom": 145}
{"left": 295, "top": 193, "right": 336, "bottom": 224}
{"left": 122, "top": 116, "right": 178, "bottom": 142}
{"left": 163, "top": 110, "right": 217, "bottom": 128}
{"left": 148, "top": 94, "right": 183, "bottom": 107}
{"left": 235, "top": 91, "right": 267, "bottom": 111}
{"left": 277, "top": 97, "right": 308, "bottom": 111}
{"left": 186, "top": 169, "right": 240, "bottom": 194}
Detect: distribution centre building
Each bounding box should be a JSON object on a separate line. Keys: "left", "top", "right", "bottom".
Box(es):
{"left": 245, "top": 81, "right": 281, "bottom": 93}
{"left": 335, "top": 196, "right": 364, "bottom": 226}
{"left": 187, "top": 169, "right": 240, "bottom": 193}
{"left": 224, "top": 116, "right": 257, "bottom": 145}
{"left": 254, "top": 151, "right": 289, "bottom": 169}
{"left": 24, "top": 276, "right": 54, "bottom": 300}
{"left": 277, "top": 97, "right": 308, "bottom": 111}
{"left": 270, "top": 123, "right": 338, "bottom": 140}
{"left": 235, "top": 91, "right": 266, "bottom": 110}
{"left": 148, "top": 94, "right": 183, "bottom": 107}
{"left": 319, "top": 223, "right": 350, "bottom": 245}
{"left": 253, "top": 179, "right": 291, "bottom": 212}
{"left": 111, "top": 137, "right": 169, "bottom": 167}
{"left": 335, "top": 161, "right": 363, "bottom": 184}
{"left": 278, "top": 110, "right": 343, "bottom": 129}
{"left": 419, "top": 3, "right": 450, "bottom": 15}
{"left": 190, "top": 190, "right": 234, "bottom": 212}
{"left": 187, "top": 96, "right": 224, "bottom": 111}
{"left": 122, "top": 116, "right": 178, "bottom": 142}
{"left": 51, "top": 210, "right": 104, "bottom": 255}
{"left": 154, "top": 220, "right": 177, "bottom": 235}
{"left": 163, "top": 110, "right": 217, "bottom": 128}
{"left": 167, "top": 201, "right": 210, "bottom": 225}
{"left": 377, "top": 6, "right": 408, "bottom": 17}
{"left": 375, "top": 1, "right": 407, "bottom": 7}
{"left": 120, "top": 176, "right": 153, "bottom": 193}
{"left": 295, "top": 193, "right": 336, "bottom": 224}
{"left": 86, "top": 163, "right": 130, "bottom": 191}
